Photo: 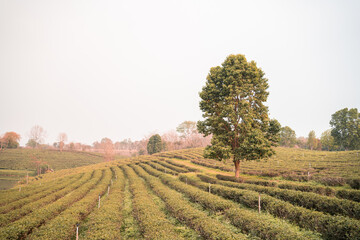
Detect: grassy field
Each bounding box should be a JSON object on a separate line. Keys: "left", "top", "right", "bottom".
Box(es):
{"left": 0, "top": 147, "right": 359, "bottom": 239}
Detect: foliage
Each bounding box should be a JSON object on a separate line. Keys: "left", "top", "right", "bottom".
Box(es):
{"left": 147, "top": 134, "right": 163, "bottom": 155}
{"left": 307, "top": 130, "right": 317, "bottom": 150}
{"left": 176, "top": 121, "right": 197, "bottom": 138}
{"left": 320, "top": 129, "right": 335, "bottom": 151}
{"left": 280, "top": 126, "right": 296, "bottom": 147}
{"left": 0, "top": 132, "right": 20, "bottom": 149}
{"left": 197, "top": 54, "right": 280, "bottom": 177}
{"left": 330, "top": 108, "right": 360, "bottom": 150}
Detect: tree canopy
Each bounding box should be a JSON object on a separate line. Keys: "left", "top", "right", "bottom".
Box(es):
{"left": 279, "top": 126, "right": 296, "bottom": 147}
{"left": 0, "top": 132, "right": 21, "bottom": 149}
{"left": 147, "top": 134, "right": 164, "bottom": 155}
{"left": 330, "top": 108, "right": 360, "bottom": 150}
{"left": 197, "top": 54, "right": 280, "bottom": 178}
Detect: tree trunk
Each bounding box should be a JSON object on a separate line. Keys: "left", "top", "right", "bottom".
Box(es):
{"left": 234, "top": 160, "right": 240, "bottom": 178}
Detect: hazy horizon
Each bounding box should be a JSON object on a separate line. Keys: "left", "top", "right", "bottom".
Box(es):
{"left": 1, "top": 0, "right": 359, "bottom": 146}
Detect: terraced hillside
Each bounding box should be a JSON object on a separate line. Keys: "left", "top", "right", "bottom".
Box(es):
{"left": 0, "top": 148, "right": 359, "bottom": 239}
{"left": 0, "top": 148, "right": 106, "bottom": 189}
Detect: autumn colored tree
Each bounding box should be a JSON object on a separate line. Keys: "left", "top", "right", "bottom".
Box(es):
{"left": 279, "top": 126, "right": 296, "bottom": 147}
{"left": 330, "top": 108, "right": 360, "bottom": 150}
{"left": 147, "top": 134, "right": 163, "bottom": 155}
{"left": 57, "top": 133, "right": 68, "bottom": 152}
{"left": 101, "top": 138, "right": 114, "bottom": 161}
{"left": 28, "top": 125, "right": 46, "bottom": 148}
{"left": 1, "top": 132, "right": 21, "bottom": 149}
{"left": 198, "top": 54, "right": 281, "bottom": 178}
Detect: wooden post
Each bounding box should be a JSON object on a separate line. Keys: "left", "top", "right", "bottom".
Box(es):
{"left": 307, "top": 171, "right": 310, "bottom": 181}
{"left": 258, "top": 194, "right": 261, "bottom": 213}
{"left": 19, "top": 186, "right": 21, "bottom": 192}
{"left": 98, "top": 195, "right": 101, "bottom": 208}
{"left": 208, "top": 183, "right": 211, "bottom": 193}
{"left": 107, "top": 186, "right": 110, "bottom": 196}
{"left": 76, "top": 224, "right": 79, "bottom": 240}
{"left": 111, "top": 179, "right": 113, "bottom": 185}
{"left": 115, "top": 174, "right": 117, "bottom": 179}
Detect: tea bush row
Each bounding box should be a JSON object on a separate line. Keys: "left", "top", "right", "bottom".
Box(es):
{"left": 0, "top": 169, "right": 102, "bottom": 240}
{"left": 131, "top": 164, "right": 247, "bottom": 240}
{"left": 80, "top": 167, "right": 125, "bottom": 240}
{"left": 181, "top": 175, "right": 360, "bottom": 240}
{"left": 0, "top": 173, "right": 83, "bottom": 214}
{"left": 198, "top": 174, "right": 360, "bottom": 219}
{"left": 0, "top": 172, "right": 89, "bottom": 227}
{"left": 29, "top": 168, "right": 113, "bottom": 240}
{"left": 140, "top": 164, "right": 320, "bottom": 240}
{"left": 122, "top": 165, "right": 184, "bottom": 240}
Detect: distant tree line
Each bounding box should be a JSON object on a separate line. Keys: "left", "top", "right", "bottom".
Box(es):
{"left": 279, "top": 108, "right": 360, "bottom": 151}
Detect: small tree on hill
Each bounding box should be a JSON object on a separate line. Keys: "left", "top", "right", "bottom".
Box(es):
{"left": 307, "top": 130, "right": 317, "bottom": 150}
{"left": 1, "top": 132, "right": 21, "bottom": 149}
{"left": 57, "top": 133, "right": 68, "bottom": 152}
{"left": 28, "top": 125, "right": 46, "bottom": 148}
{"left": 147, "top": 134, "right": 163, "bottom": 155}
{"left": 198, "top": 54, "right": 281, "bottom": 178}
{"left": 320, "top": 129, "right": 335, "bottom": 151}
{"left": 279, "top": 126, "right": 296, "bottom": 147}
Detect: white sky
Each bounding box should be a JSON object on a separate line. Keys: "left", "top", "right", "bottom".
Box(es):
{"left": 1, "top": 0, "right": 359, "bottom": 146}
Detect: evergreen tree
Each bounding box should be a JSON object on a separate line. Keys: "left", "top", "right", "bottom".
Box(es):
{"left": 279, "top": 126, "right": 296, "bottom": 147}
{"left": 147, "top": 134, "right": 163, "bottom": 155}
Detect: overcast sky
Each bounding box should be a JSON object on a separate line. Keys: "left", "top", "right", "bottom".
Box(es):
{"left": 1, "top": 0, "right": 359, "bottom": 146}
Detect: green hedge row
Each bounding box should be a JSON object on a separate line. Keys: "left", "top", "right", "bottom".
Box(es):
{"left": 132, "top": 164, "right": 247, "bottom": 240}
{"left": 190, "top": 159, "right": 234, "bottom": 172}
{"left": 0, "top": 169, "right": 102, "bottom": 240}
{"left": 122, "top": 165, "right": 183, "bottom": 240}
{"left": 144, "top": 161, "right": 178, "bottom": 175}
{"left": 0, "top": 173, "right": 83, "bottom": 215}
{"left": 0, "top": 174, "right": 79, "bottom": 207}
{"left": 182, "top": 175, "right": 360, "bottom": 240}
{"left": 140, "top": 164, "right": 320, "bottom": 240}
{"left": 216, "top": 173, "right": 360, "bottom": 202}
{"left": 215, "top": 174, "right": 277, "bottom": 186}
{"left": 80, "top": 167, "right": 125, "bottom": 240}
{"left": 164, "top": 159, "right": 199, "bottom": 172}
{"left": 0, "top": 172, "right": 88, "bottom": 227}
{"left": 29, "top": 168, "right": 113, "bottom": 240}
{"left": 154, "top": 160, "right": 189, "bottom": 173}
{"left": 199, "top": 174, "right": 360, "bottom": 219}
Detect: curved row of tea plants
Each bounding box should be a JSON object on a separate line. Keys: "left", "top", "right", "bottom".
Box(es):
{"left": 0, "top": 169, "right": 103, "bottom": 240}
{"left": 180, "top": 174, "right": 360, "bottom": 239}
{"left": 140, "top": 163, "right": 320, "bottom": 240}
{"left": 131, "top": 164, "right": 247, "bottom": 240}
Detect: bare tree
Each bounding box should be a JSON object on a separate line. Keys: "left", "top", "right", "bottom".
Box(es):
{"left": 28, "top": 125, "right": 47, "bottom": 148}
{"left": 57, "top": 132, "right": 68, "bottom": 152}
{"left": 101, "top": 138, "right": 114, "bottom": 162}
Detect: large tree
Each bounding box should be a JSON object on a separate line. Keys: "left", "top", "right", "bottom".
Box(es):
{"left": 147, "top": 134, "right": 163, "bottom": 155}
{"left": 330, "top": 108, "right": 360, "bottom": 150}
{"left": 198, "top": 54, "right": 280, "bottom": 178}
{"left": 279, "top": 126, "right": 296, "bottom": 147}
